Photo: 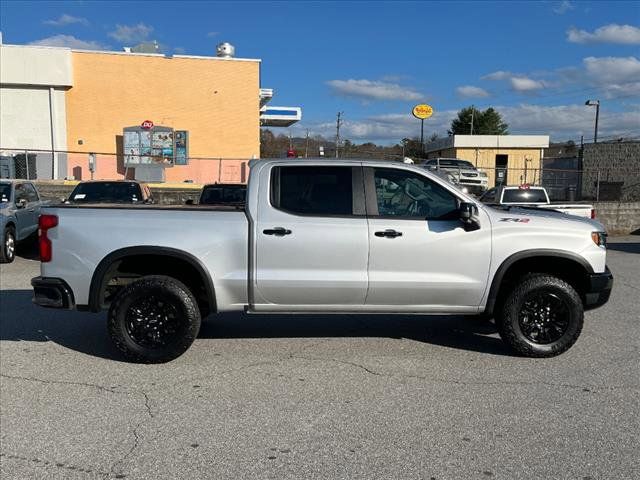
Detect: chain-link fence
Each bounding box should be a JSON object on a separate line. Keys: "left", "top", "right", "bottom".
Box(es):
{"left": 1, "top": 147, "right": 639, "bottom": 202}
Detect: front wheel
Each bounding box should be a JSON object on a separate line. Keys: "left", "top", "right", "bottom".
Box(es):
{"left": 108, "top": 275, "right": 201, "bottom": 363}
{"left": 496, "top": 274, "right": 584, "bottom": 358}
{"left": 1, "top": 226, "right": 16, "bottom": 264}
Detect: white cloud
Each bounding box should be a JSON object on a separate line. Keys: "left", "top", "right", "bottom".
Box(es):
{"left": 500, "top": 104, "right": 640, "bottom": 139}
{"left": 568, "top": 24, "right": 640, "bottom": 45}
{"left": 28, "top": 35, "right": 109, "bottom": 50}
{"left": 108, "top": 23, "right": 153, "bottom": 43}
{"left": 583, "top": 56, "right": 640, "bottom": 83}
{"left": 553, "top": 1, "right": 574, "bottom": 14}
{"left": 510, "top": 76, "right": 545, "bottom": 92}
{"left": 456, "top": 85, "right": 490, "bottom": 98}
{"left": 482, "top": 70, "right": 512, "bottom": 81}
{"left": 293, "top": 103, "right": 639, "bottom": 144}
{"left": 483, "top": 71, "right": 546, "bottom": 93}
{"left": 326, "top": 79, "right": 423, "bottom": 101}
{"left": 206, "top": 31, "right": 220, "bottom": 38}
{"left": 583, "top": 56, "right": 640, "bottom": 97}
{"left": 43, "top": 14, "right": 89, "bottom": 27}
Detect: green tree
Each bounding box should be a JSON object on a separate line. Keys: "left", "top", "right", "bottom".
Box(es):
{"left": 449, "top": 107, "right": 509, "bottom": 135}
{"left": 476, "top": 107, "right": 509, "bottom": 135}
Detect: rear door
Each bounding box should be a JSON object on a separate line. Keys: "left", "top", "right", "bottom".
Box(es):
{"left": 364, "top": 167, "right": 491, "bottom": 311}
{"left": 253, "top": 164, "right": 369, "bottom": 310}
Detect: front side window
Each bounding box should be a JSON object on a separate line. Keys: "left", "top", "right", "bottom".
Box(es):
{"left": 23, "top": 183, "right": 39, "bottom": 202}
{"left": 272, "top": 166, "right": 353, "bottom": 216}
{"left": 373, "top": 168, "right": 458, "bottom": 219}
{"left": 480, "top": 188, "right": 497, "bottom": 203}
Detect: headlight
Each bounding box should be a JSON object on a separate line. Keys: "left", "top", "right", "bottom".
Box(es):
{"left": 591, "top": 231, "right": 607, "bottom": 247}
{"left": 479, "top": 172, "right": 488, "bottom": 177}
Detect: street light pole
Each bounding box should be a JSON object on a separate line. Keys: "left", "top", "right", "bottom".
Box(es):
{"left": 585, "top": 99, "right": 600, "bottom": 143}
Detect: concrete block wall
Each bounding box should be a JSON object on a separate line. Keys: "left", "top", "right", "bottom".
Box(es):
{"left": 582, "top": 142, "right": 640, "bottom": 201}
{"left": 594, "top": 202, "right": 640, "bottom": 235}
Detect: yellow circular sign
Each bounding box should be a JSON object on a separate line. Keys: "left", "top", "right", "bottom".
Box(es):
{"left": 412, "top": 104, "right": 433, "bottom": 120}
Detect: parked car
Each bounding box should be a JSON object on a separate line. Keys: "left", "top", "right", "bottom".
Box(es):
{"left": 480, "top": 185, "right": 595, "bottom": 219}
{"left": 1, "top": 180, "right": 45, "bottom": 263}
{"left": 422, "top": 158, "right": 488, "bottom": 194}
{"left": 64, "top": 180, "right": 154, "bottom": 204}
{"left": 32, "top": 159, "right": 612, "bottom": 363}
{"left": 198, "top": 183, "right": 246, "bottom": 206}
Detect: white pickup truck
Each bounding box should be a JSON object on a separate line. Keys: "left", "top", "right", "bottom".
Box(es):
{"left": 32, "top": 159, "right": 613, "bottom": 363}
{"left": 480, "top": 185, "right": 595, "bottom": 219}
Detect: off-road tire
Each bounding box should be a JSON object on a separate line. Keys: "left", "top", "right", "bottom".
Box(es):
{"left": 108, "top": 275, "right": 201, "bottom": 363}
{"left": 1, "top": 226, "right": 16, "bottom": 264}
{"left": 496, "top": 274, "right": 583, "bottom": 358}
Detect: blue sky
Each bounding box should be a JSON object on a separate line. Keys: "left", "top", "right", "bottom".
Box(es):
{"left": 1, "top": 0, "right": 639, "bottom": 144}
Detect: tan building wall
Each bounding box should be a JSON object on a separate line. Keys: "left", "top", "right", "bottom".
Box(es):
{"left": 427, "top": 147, "right": 543, "bottom": 187}
{"left": 65, "top": 51, "right": 260, "bottom": 183}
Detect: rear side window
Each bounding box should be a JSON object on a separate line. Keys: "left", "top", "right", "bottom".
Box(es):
{"left": 272, "top": 166, "right": 353, "bottom": 216}
{"left": 502, "top": 189, "right": 547, "bottom": 203}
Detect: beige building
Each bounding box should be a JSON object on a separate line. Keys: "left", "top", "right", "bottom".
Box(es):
{"left": 424, "top": 135, "right": 550, "bottom": 187}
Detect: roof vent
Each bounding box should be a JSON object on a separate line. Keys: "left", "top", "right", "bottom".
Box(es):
{"left": 216, "top": 42, "right": 235, "bottom": 58}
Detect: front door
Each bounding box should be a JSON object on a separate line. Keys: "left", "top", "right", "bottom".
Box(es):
{"left": 253, "top": 164, "right": 369, "bottom": 310}
{"left": 13, "top": 183, "right": 36, "bottom": 240}
{"left": 364, "top": 167, "right": 491, "bottom": 311}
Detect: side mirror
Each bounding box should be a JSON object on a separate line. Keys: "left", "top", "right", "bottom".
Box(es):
{"left": 60, "top": 197, "right": 67, "bottom": 203}
{"left": 459, "top": 202, "right": 480, "bottom": 231}
{"left": 16, "top": 198, "right": 27, "bottom": 209}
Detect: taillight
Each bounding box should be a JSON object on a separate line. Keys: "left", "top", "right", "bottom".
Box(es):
{"left": 38, "top": 214, "right": 58, "bottom": 262}
{"left": 590, "top": 209, "right": 596, "bottom": 219}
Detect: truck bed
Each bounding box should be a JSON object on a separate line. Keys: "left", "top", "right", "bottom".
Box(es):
{"left": 40, "top": 204, "right": 249, "bottom": 310}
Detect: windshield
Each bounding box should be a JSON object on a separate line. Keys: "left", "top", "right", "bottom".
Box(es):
{"left": 0, "top": 184, "right": 11, "bottom": 203}
{"left": 200, "top": 186, "right": 246, "bottom": 204}
{"left": 68, "top": 182, "right": 142, "bottom": 203}
{"left": 437, "top": 159, "right": 475, "bottom": 169}
{"left": 502, "top": 188, "right": 548, "bottom": 203}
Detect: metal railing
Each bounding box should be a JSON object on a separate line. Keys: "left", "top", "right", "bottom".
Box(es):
{"left": 1, "top": 148, "right": 639, "bottom": 202}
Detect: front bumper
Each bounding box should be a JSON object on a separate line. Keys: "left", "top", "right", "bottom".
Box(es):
{"left": 584, "top": 267, "right": 613, "bottom": 310}
{"left": 31, "top": 277, "right": 75, "bottom": 309}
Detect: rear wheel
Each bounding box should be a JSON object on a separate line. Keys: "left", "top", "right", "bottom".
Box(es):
{"left": 108, "top": 275, "right": 201, "bottom": 363}
{"left": 496, "top": 274, "right": 583, "bottom": 358}
{"left": 1, "top": 226, "right": 16, "bottom": 264}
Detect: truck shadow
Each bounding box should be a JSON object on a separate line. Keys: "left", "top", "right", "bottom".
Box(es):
{"left": 0, "top": 290, "right": 509, "bottom": 361}
{"left": 607, "top": 242, "right": 640, "bottom": 254}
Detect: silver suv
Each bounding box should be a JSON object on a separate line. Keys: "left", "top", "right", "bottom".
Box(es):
{"left": 423, "top": 158, "right": 488, "bottom": 194}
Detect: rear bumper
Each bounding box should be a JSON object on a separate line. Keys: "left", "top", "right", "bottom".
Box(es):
{"left": 584, "top": 267, "right": 613, "bottom": 310}
{"left": 31, "top": 277, "right": 75, "bottom": 309}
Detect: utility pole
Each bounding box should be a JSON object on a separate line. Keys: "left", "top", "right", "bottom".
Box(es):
{"left": 305, "top": 129, "right": 309, "bottom": 158}
{"left": 470, "top": 105, "right": 475, "bottom": 135}
{"left": 335, "top": 111, "right": 343, "bottom": 158}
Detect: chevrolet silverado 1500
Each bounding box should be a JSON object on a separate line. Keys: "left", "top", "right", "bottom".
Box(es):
{"left": 32, "top": 159, "right": 613, "bottom": 362}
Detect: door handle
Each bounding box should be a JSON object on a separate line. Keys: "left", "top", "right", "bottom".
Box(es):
{"left": 375, "top": 229, "right": 403, "bottom": 238}
{"left": 263, "top": 227, "right": 292, "bottom": 236}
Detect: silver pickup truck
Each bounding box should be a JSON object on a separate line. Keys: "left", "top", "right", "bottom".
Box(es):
{"left": 32, "top": 159, "right": 613, "bottom": 363}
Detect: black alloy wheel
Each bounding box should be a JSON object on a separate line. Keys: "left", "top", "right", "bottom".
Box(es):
{"left": 518, "top": 291, "right": 570, "bottom": 344}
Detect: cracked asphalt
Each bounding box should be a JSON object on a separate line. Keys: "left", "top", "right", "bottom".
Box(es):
{"left": 1, "top": 238, "right": 639, "bottom": 479}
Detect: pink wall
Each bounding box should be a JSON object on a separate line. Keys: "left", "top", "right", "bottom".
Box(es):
{"left": 66, "top": 154, "right": 248, "bottom": 184}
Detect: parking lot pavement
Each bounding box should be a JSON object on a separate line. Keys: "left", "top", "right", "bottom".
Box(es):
{"left": 1, "top": 239, "right": 638, "bottom": 480}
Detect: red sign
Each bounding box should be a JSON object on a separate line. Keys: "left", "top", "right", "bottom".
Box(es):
{"left": 287, "top": 149, "right": 297, "bottom": 158}
{"left": 141, "top": 120, "right": 154, "bottom": 129}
